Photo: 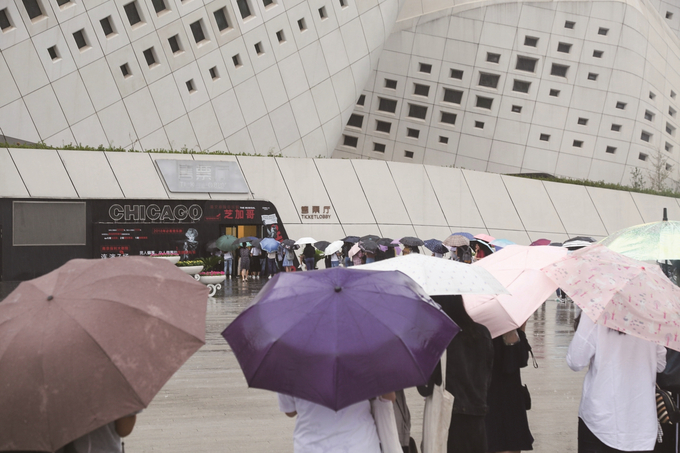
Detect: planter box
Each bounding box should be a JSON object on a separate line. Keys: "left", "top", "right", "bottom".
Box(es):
{"left": 178, "top": 265, "right": 204, "bottom": 275}
{"left": 152, "top": 255, "right": 180, "bottom": 264}
{"left": 199, "top": 275, "right": 225, "bottom": 285}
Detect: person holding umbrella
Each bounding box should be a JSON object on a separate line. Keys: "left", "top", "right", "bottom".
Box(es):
{"left": 301, "top": 243, "right": 316, "bottom": 271}
{"left": 63, "top": 413, "right": 138, "bottom": 452}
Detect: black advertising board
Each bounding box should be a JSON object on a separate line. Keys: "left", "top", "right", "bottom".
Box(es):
{"left": 92, "top": 199, "right": 286, "bottom": 259}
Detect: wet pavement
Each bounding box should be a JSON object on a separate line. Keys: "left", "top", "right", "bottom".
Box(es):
{"left": 1, "top": 277, "right": 584, "bottom": 452}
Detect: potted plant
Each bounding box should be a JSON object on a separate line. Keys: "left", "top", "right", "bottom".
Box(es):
{"left": 149, "top": 252, "right": 180, "bottom": 264}
{"left": 198, "top": 256, "right": 225, "bottom": 285}
{"left": 175, "top": 259, "right": 204, "bottom": 277}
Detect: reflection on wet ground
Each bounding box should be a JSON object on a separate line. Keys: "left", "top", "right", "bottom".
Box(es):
{"left": 0, "top": 278, "right": 583, "bottom": 452}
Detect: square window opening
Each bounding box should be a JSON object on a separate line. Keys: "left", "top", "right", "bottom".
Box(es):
{"left": 512, "top": 79, "right": 531, "bottom": 93}
{"left": 439, "top": 136, "right": 449, "bottom": 144}
{"left": 408, "top": 104, "right": 428, "bottom": 120}
{"left": 671, "top": 107, "right": 677, "bottom": 117}
{"left": 73, "top": 29, "right": 88, "bottom": 50}
{"left": 57, "top": 0, "right": 71, "bottom": 8}
{"left": 209, "top": 66, "right": 219, "bottom": 80}
{"left": 47, "top": 45, "right": 59, "bottom": 61}
{"left": 593, "top": 50, "right": 603, "bottom": 58}
{"left": 641, "top": 131, "right": 652, "bottom": 142}
{"left": 557, "top": 42, "right": 572, "bottom": 53}
{"left": 407, "top": 128, "right": 420, "bottom": 138}
{"left": 573, "top": 140, "right": 583, "bottom": 147}
{"left": 524, "top": 36, "right": 538, "bottom": 47}
{"left": 297, "top": 18, "right": 307, "bottom": 31}
{"left": 587, "top": 72, "right": 598, "bottom": 81}
{"left": 666, "top": 123, "right": 675, "bottom": 135}
{"left": 263, "top": 0, "right": 274, "bottom": 6}
{"left": 347, "top": 114, "right": 363, "bottom": 128}
{"left": 672, "top": 90, "right": 677, "bottom": 99}
{"left": 606, "top": 146, "right": 616, "bottom": 154}
{"left": 450, "top": 68, "right": 464, "bottom": 79}
{"left": 419, "top": 63, "right": 432, "bottom": 74}
{"left": 440, "top": 112, "right": 456, "bottom": 125}
{"left": 549, "top": 89, "right": 560, "bottom": 97}
{"left": 414, "top": 83, "right": 430, "bottom": 97}
{"left": 214, "top": 8, "right": 231, "bottom": 32}
{"left": 667, "top": 11, "right": 673, "bottom": 19}
{"left": 22, "top": 0, "right": 43, "bottom": 20}
{"left": 373, "top": 142, "right": 385, "bottom": 153}
{"left": 186, "top": 79, "right": 196, "bottom": 93}
{"left": 168, "top": 35, "right": 182, "bottom": 54}
{"left": 666, "top": 142, "right": 673, "bottom": 152}
{"left": 376, "top": 120, "right": 392, "bottom": 133}
{"left": 100, "top": 16, "right": 115, "bottom": 37}
{"left": 357, "top": 94, "right": 365, "bottom": 106}
{"left": 644, "top": 110, "right": 654, "bottom": 121}
{"left": 232, "top": 54, "right": 242, "bottom": 67}
{"left": 339, "top": 0, "right": 347, "bottom": 7}
{"left": 120, "top": 63, "right": 131, "bottom": 77}
{"left": 404, "top": 151, "right": 414, "bottom": 159}
{"left": 475, "top": 121, "right": 484, "bottom": 129}
{"left": 551, "top": 63, "right": 569, "bottom": 77}
{"left": 190, "top": 20, "right": 207, "bottom": 44}
{"left": 598, "top": 27, "right": 609, "bottom": 35}
{"left": 639, "top": 152, "right": 648, "bottom": 161}
{"left": 143, "top": 47, "right": 157, "bottom": 67}
{"left": 378, "top": 97, "right": 397, "bottom": 113}
{"left": 650, "top": 91, "right": 656, "bottom": 100}
{"left": 123, "top": 1, "right": 142, "bottom": 26}
{"left": 384, "top": 79, "right": 397, "bottom": 89}
{"left": 276, "top": 30, "right": 285, "bottom": 42}
{"left": 0, "top": 9, "right": 13, "bottom": 31}
{"left": 667, "top": 164, "right": 673, "bottom": 171}
{"left": 611, "top": 124, "right": 621, "bottom": 131}
{"left": 443, "top": 88, "right": 463, "bottom": 104}
{"left": 151, "top": 0, "right": 167, "bottom": 14}
{"left": 478, "top": 72, "right": 500, "bottom": 88}
{"left": 343, "top": 135, "right": 358, "bottom": 148}
{"left": 565, "top": 20, "right": 575, "bottom": 29}
{"left": 511, "top": 105, "right": 522, "bottom": 113}
{"left": 486, "top": 52, "right": 501, "bottom": 63}
{"left": 476, "top": 96, "right": 493, "bottom": 109}
{"left": 616, "top": 101, "right": 626, "bottom": 109}
{"left": 516, "top": 56, "right": 538, "bottom": 72}
{"left": 237, "top": 0, "right": 252, "bottom": 19}
{"left": 254, "top": 41, "right": 263, "bottom": 55}
{"left": 318, "top": 6, "right": 327, "bottom": 19}
{"left": 577, "top": 117, "right": 588, "bottom": 125}
{"left": 539, "top": 133, "right": 550, "bottom": 141}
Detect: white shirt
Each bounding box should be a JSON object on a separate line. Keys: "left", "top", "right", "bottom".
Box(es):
{"left": 278, "top": 394, "right": 381, "bottom": 453}
{"left": 566, "top": 315, "right": 666, "bottom": 451}
{"left": 70, "top": 422, "right": 122, "bottom": 453}
{"left": 251, "top": 247, "right": 262, "bottom": 256}
{"left": 330, "top": 252, "right": 340, "bottom": 262}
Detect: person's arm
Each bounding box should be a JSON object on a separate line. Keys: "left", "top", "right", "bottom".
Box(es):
{"left": 379, "top": 391, "right": 396, "bottom": 402}
{"left": 114, "top": 415, "right": 137, "bottom": 437}
{"left": 566, "top": 314, "right": 597, "bottom": 371}
{"left": 658, "top": 345, "right": 668, "bottom": 373}
{"left": 279, "top": 394, "right": 297, "bottom": 418}
{"left": 285, "top": 411, "right": 297, "bottom": 418}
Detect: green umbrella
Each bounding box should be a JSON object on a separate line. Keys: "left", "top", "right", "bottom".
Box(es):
{"left": 600, "top": 209, "right": 680, "bottom": 261}
{"left": 215, "top": 235, "right": 238, "bottom": 252}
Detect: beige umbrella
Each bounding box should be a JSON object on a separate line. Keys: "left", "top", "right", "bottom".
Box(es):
{"left": 0, "top": 256, "right": 207, "bottom": 452}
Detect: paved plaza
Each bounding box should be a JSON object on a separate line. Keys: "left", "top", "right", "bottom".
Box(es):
{"left": 1, "top": 278, "right": 584, "bottom": 452}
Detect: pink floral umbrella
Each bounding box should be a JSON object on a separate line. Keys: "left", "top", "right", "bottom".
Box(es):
{"left": 464, "top": 245, "right": 568, "bottom": 337}
{"left": 542, "top": 244, "right": 680, "bottom": 352}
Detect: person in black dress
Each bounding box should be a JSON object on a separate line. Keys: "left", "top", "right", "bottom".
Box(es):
{"left": 485, "top": 327, "right": 534, "bottom": 453}
{"left": 418, "top": 295, "right": 494, "bottom": 453}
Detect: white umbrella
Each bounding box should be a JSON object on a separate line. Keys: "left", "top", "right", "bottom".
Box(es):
{"left": 324, "top": 240, "right": 344, "bottom": 255}
{"left": 294, "top": 237, "right": 317, "bottom": 245}
{"left": 355, "top": 254, "right": 509, "bottom": 296}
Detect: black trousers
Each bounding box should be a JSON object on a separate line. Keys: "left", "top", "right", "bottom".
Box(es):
{"left": 578, "top": 418, "right": 653, "bottom": 453}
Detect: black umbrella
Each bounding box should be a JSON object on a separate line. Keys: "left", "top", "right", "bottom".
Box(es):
{"left": 400, "top": 236, "right": 424, "bottom": 247}
{"left": 342, "top": 236, "right": 360, "bottom": 243}
{"left": 471, "top": 239, "right": 494, "bottom": 256}
{"left": 359, "top": 240, "right": 379, "bottom": 252}
{"left": 251, "top": 238, "right": 262, "bottom": 248}
{"left": 376, "top": 238, "right": 394, "bottom": 247}
{"left": 563, "top": 236, "right": 596, "bottom": 250}
{"left": 314, "top": 241, "right": 331, "bottom": 251}
{"left": 360, "top": 234, "right": 380, "bottom": 242}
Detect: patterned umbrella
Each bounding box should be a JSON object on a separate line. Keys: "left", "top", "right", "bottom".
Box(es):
{"left": 443, "top": 234, "right": 470, "bottom": 247}
{"left": 600, "top": 219, "right": 680, "bottom": 261}
{"left": 542, "top": 244, "right": 680, "bottom": 352}
{"left": 424, "top": 239, "right": 449, "bottom": 254}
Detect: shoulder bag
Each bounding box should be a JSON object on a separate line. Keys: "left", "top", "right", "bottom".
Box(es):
{"left": 422, "top": 352, "right": 455, "bottom": 453}
{"left": 370, "top": 396, "right": 402, "bottom": 453}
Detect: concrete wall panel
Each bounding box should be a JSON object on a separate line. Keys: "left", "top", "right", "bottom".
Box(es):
{"left": 424, "top": 166, "right": 486, "bottom": 230}
{"left": 0, "top": 149, "right": 29, "bottom": 198}
{"left": 486, "top": 229, "right": 532, "bottom": 245}
{"left": 237, "top": 156, "right": 299, "bottom": 225}
{"left": 105, "top": 152, "right": 168, "bottom": 199}
{"left": 314, "top": 159, "right": 376, "bottom": 224}
{"left": 543, "top": 181, "right": 608, "bottom": 237}
{"left": 59, "top": 151, "right": 124, "bottom": 199}
{"left": 586, "top": 187, "right": 644, "bottom": 235}
{"left": 630, "top": 192, "right": 680, "bottom": 223}
{"left": 388, "top": 162, "right": 448, "bottom": 226}
{"left": 501, "top": 176, "right": 567, "bottom": 235}
{"left": 352, "top": 160, "right": 411, "bottom": 224}
{"left": 9, "top": 149, "right": 77, "bottom": 198}
{"left": 462, "top": 170, "right": 524, "bottom": 230}
{"left": 147, "top": 154, "right": 210, "bottom": 200}
{"left": 276, "top": 158, "right": 338, "bottom": 225}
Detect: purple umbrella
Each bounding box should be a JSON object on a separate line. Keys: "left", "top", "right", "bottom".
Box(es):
{"left": 222, "top": 267, "right": 459, "bottom": 411}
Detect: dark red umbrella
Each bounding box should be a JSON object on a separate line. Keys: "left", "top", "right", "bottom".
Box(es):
{"left": 530, "top": 238, "right": 551, "bottom": 246}
{"left": 0, "top": 256, "right": 207, "bottom": 452}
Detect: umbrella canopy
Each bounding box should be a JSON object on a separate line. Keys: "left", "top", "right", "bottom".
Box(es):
{"left": 463, "top": 245, "right": 568, "bottom": 338}
{"left": 474, "top": 233, "right": 495, "bottom": 243}
{"left": 443, "top": 234, "right": 470, "bottom": 247}
{"left": 0, "top": 257, "right": 207, "bottom": 452}
{"left": 471, "top": 239, "right": 494, "bottom": 256}
{"left": 400, "top": 236, "right": 424, "bottom": 247}
{"left": 360, "top": 234, "right": 380, "bottom": 242}
{"left": 542, "top": 245, "right": 680, "bottom": 351}
{"left": 222, "top": 268, "right": 459, "bottom": 411}
{"left": 237, "top": 236, "right": 258, "bottom": 244}
{"left": 314, "top": 240, "right": 331, "bottom": 252}
{"left": 424, "top": 239, "right": 449, "bottom": 254}
{"left": 295, "top": 237, "right": 317, "bottom": 245}
{"left": 599, "top": 220, "right": 680, "bottom": 261}
{"left": 259, "top": 237, "right": 280, "bottom": 253}
{"left": 356, "top": 253, "right": 509, "bottom": 296}
{"left": 348, "top": 243, "right": 362, "bottom": 258}
{"left": 215, "top": 234, "right": 239, "bottom": 252}
{"left": 490, "top": 238, "right": 515, "bottom": 248}
{"left": 359, "top": 240, "right": 379, "bottom": 252}
{"left": 530, "top": 239, "right": 552, "bottom": 246}
{"left": 452, "top": 232, "right": 474, "bottom": 240}
{"left": 562, "top": 236, "right": 596, "bottom": 250}
{"left": 342, "top": 236, "right": 360, "bottom": 243}
{"left": 377, "top": 238, "right": 395, "bottom": 247}
{"left": 324, "top": 240, "right": 344, "bottom": 255}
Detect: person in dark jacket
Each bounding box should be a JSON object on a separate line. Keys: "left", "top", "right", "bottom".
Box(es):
{"left": 485, "top": 327, "right": 534, "bottom": 453}
{"left": 418, "top": 295, "right": 494, "bottom": 453}
{"left": 301, "top": 243, "right": 316, "bottom": 271}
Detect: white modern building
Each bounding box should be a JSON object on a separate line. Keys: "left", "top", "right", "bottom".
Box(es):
{"left": 3, "top": 0, "right": 680, "bottom": 187}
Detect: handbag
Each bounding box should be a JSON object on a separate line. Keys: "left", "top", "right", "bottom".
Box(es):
{"left": 422, "top": 352, "right": 455, "bottom": 453}
{"left": 370, "top": 396, "right": 402, "bottom": 453}
{"left": 656, "top": 384, "right": 679, "bottom": 425}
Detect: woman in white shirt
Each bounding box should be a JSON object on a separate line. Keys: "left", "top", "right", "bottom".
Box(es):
{"left": 567, "top": 314, "right": 666, "bottom": 452}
